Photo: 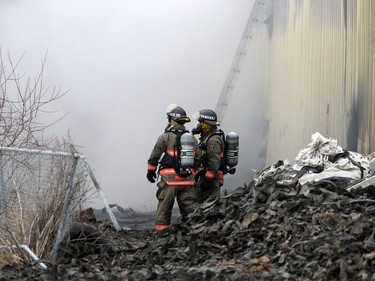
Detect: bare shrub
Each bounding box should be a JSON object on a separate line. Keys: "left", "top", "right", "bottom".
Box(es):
{"left": 7, "top": 144, "right": 93, "bottom": 253}
{"left": 0, "top": 51, "right": 94, "bottom": 265}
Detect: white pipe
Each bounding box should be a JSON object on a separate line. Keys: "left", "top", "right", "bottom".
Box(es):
{"left": 0, "top": 245, "right": 47, "bottom": 269}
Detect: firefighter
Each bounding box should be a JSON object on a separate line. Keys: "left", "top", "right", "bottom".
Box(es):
{"left": 192, "top": 109, "right": 225, "bottom": 204}
{"left": 147, "top": 104, "right": 199, "bottom": 233}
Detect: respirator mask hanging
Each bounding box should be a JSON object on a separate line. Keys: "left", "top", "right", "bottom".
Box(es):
{"left": 192, "top": 122, "right": 202, "bottom": 135}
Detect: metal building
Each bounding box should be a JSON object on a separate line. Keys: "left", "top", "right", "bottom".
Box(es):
{"left": 220, "top": 0, "right": 375, "bottom": 187}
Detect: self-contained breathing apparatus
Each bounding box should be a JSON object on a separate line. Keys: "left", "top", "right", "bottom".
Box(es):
{"left": 225, "top": 132, "right": 239, "bottom": 172}
{"left": 158, "top": 129, "right": 195, "bottom": 178}
{"left": 198, "top": 129, "right": 239, "bottom": 175}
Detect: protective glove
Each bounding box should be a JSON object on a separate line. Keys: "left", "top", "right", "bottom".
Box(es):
{"left": 147, "top": 170, "right": 157, "bottom": 183}
{"left": 200, "top": 179, "right": 214, "bottom": 189}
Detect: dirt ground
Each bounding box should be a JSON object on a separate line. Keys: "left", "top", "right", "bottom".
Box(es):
{"left": 2, "top": 178, "right": 375, "bottom": 280}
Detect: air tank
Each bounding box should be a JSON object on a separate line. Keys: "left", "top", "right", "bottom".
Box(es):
{"left": 225, "top": 132, "right": 239, "bottom": 167}
{"left": 180, "top": 132, "right": 195, "bottom": 169}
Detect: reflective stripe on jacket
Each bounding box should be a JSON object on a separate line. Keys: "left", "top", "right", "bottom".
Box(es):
{"left": 159, "top": 168, "right": 195, "bottom": 186}
{"left": 147, "top": 120, "right": 199, "bottom": 185}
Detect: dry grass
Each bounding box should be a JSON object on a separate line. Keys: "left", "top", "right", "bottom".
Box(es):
{"left": 0, "top": 52, "right": 94, "bottom": 266}
{"left": 0, "top": 140, "right": 95, "bottom": 265}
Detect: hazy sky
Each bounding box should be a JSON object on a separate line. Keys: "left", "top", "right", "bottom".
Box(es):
{"left": 0, "top": 0, "right": 255, "bottom": 211}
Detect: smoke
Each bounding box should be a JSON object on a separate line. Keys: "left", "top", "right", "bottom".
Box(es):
{"left": 0, "top": 0, "right": 256, "bottom": 211}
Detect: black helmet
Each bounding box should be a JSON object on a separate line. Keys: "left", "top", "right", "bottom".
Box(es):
{"left": 195, "top": 109, "right": 218, "bottom": 126}
{"left": 166, "top": 103, "right": 191, "bottom": 123}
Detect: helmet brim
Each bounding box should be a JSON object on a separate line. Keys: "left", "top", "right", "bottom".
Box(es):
{"left": 203, "top": 120, "right": 219, "bottom": 126}
{"left": 176, "top": 116, "right": 191, "bottom": 123}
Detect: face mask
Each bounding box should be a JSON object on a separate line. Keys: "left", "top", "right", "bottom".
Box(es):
{"left": 201, "top": 122, "right": 214, "bottom": 133}
{"left": 192, "top": 122, "right": 202, "bottom": 135}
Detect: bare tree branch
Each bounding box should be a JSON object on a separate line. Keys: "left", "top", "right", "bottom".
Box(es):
{"left": 0, "top": 50, "right": 69, "bottom": 148}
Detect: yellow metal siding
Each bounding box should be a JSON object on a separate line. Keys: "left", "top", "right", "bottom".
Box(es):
{"left": 265, "top": 0, "right": 375, "bottom": 164}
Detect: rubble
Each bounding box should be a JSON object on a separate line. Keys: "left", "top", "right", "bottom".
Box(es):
{"left": 1, "top": 132, "right": 375, "bottom": 280}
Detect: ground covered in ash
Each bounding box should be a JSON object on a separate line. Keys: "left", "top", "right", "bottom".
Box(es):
{"left": 2, "top": 174, "right": 375, "bottom": 281}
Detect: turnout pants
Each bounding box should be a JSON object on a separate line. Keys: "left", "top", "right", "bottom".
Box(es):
{"left": 155, "top": 179, "right": 196, "bottom": 229}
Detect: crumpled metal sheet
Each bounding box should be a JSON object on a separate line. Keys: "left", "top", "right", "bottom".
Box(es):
{"left": 255, "top": 132, "right": 371, "bottom": 187}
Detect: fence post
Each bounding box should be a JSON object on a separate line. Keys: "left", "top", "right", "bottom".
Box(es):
{"left": 50, "top": 153, "right": 79, "bottom": 262}
{"left": 83, "top": 159, "right": 121, "bottom": 231}
{"left": 0, "top": 150, "right": 6, "bottom": 218}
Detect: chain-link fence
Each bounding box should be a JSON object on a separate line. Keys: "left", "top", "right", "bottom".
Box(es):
{"left": 0, "top": 146, "right": 119, "bottom": 264}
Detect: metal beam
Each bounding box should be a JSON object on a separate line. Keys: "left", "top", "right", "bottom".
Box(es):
{"left": 215, "top": 0, "right": 267, "bottom": 123}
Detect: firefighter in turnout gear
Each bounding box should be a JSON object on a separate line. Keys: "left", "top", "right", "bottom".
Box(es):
{"left": 147, "top": 104, "right": 199, "bottom": 233}
{"left": 192, "top": 109, "right": 225, "bottom": 204}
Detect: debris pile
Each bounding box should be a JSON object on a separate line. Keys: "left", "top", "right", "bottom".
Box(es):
{"left": 1, "top": 132, "right": 375, "bottom": 280}
{"left": 122, "top": 132, "right": 375, "bottom": 280}
{"left": 125, "top": 180, "right": 375, "bottom": 280}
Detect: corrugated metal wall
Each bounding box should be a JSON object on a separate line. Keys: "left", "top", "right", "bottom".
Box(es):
{"left": 265, "top": 0, "right": 375, "bottom": 164}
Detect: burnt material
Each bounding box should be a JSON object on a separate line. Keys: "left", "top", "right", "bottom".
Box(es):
{"left": 2, "top": 175, "right": 375, "bottom": 280}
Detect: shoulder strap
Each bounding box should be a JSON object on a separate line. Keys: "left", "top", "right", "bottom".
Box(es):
{"left": 202, "top": 129, "right": 225, "bottom": 145}
{"left": 162, "top": 128, "right": 191, "bottom": 174}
